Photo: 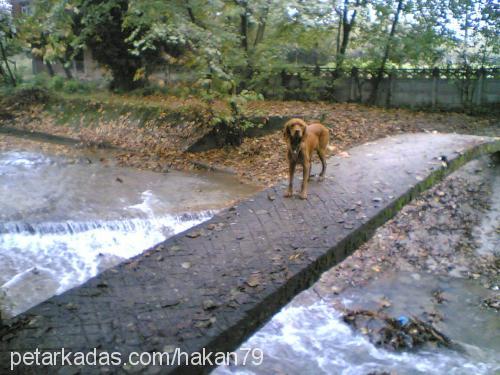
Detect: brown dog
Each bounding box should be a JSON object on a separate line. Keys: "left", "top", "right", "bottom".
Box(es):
{"left": 283, "top": 118, "right": 330, "bottom": 199}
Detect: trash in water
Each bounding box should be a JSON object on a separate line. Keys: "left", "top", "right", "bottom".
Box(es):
{"left": 397, "top": 315, "right": 410, "bottom": 326}
{"left": 342, "top": 309, "right": 458, "bottom": 351}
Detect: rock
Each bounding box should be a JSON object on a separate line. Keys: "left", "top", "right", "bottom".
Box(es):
{"left": 170, "top": 245, "right": 182, "bottom": 252}
{"left": 202, "top": 299, "right": 218, "bottom": 311}
{"left": 186, "top": 231, "right": 201, "bottom": 239}
{"left": 246, "top": 272, "right": 262, "bottom": 287}
{"left": 160, "top": 299, "right": 180, "bottom": 308}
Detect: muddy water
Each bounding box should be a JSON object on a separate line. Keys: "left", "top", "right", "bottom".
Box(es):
{"left": 215, "top": 276, "right": 499, "bottom": 375}
{"left": 0, "top": 149, "right": 258, "bottom": 318}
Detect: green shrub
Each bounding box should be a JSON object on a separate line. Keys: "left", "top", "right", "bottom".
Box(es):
{"left": 48, "top": 76, "right": 65, "bottom": 91}
{"left": 32, "top": 73, "right": 50, "bottom": 88}
{"left": 63, "top": 79, "right": 90, "bottom": 93}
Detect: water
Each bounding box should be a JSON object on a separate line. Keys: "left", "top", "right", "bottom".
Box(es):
{"left": 214, "top": 278, "right": 499, "bottom": 375}
{"left": 0, "top": 150, "right": 257, "bottom": 317}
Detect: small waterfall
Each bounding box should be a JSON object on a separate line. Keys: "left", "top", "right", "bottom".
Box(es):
{"left": 0, "top": 211, "right": 213, "bottom": 317}
{"left": 0, "top": 212, "right": 213, "bottom": 236}
{"left": 0, "top": 148, "right": 256, "bottom": 317}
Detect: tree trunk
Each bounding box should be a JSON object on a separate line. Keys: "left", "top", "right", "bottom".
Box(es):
{"left": 0, "top": 61, "right": 6, "bottom": 81}
{"left": 186, "top": 3, "right": 206, "bottom": 29}
{"left": 59, "top": 59, "right": 73, "bottom": 79}
{"left": 253, "top": 0, "right": 270, "bottom": 47}
{"left": 335, "top": 7, "right": 342, "bottom": 55}
{"left": 368, "top": 0, "right": 404, "bottom": 104}
{"left": 45, "top": 61, "right": 55, "bottom": 77}
{"left": 240, "top": 12, "right": 248, "bottom": 52}
{"left": 0, "top": 40, "right": 16, "bottom": 86}
{"left": 335, "top": 0, "right": 359, "bottom": 70}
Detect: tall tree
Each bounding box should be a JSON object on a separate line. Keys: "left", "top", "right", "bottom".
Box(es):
{"left": 75, "top": 0, "right": 149, "bottom": 90}
{"left": 18, "top": 0, "right": 79, "bottom": 79}
{"left": 0, "top": 0, "right": 17, "bottom": 85}
{"left": 336, "top": 0, "right": 365, "bottom": 70}
{"left": 368, "top": 0, "right": 404, "bottom": 103}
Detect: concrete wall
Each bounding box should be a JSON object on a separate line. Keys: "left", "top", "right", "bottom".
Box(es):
{"left": 32, "top": 49, "right": 104, "bottom": 81}
{"left": 330, "top": 75, "right": 499, "bottom": 109}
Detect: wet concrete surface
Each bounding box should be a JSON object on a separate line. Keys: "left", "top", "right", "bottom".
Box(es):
{"left": 0, "top": 133, "right": 499, "bottom": 374}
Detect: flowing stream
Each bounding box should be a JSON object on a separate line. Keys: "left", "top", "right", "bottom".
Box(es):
{"left": 0, "top": 149, "right": 258, "bottom": 318}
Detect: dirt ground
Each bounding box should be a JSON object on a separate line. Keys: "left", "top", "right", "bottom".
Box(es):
{"left": 126, "top": 102, "right": 499, "bottom": 187}
{"left": 2, "top": 101, "right": 498, "bottom": 187}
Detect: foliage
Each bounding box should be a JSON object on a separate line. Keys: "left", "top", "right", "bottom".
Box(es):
{"left": 0, "top": 0, "right": 19, "bottom": 85}
{"left": 5, "top": 0, "right": 499, "bottom": 95}
{"left": 16, "top": 0, "right": 79, "bottom": 79}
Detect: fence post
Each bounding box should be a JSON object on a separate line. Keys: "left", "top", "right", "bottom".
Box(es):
{"left": 475, "top": 67, "right": 485, "bottom": 106}
{"left": 432, "top": 67, "right": 439, "bottom": 108}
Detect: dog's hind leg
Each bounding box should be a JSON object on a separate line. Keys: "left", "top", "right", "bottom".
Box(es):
{"left": 284, "top": 161, "right": 296, "bottom": 197}
{"left": 317, "top": 149, "right": 327, "bottom": 180}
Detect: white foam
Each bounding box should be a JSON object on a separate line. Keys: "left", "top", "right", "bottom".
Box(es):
{"left": 0, "top": 211, "right": 213, "bottom": 316}
{"left": 213, "top": 299, "right": 498, "bottom": 375}
{"left": 127, "top": 190, "right": 157, "bottom": 216}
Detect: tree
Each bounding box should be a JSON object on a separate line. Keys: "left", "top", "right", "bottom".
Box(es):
{"left": 336, "top": 0, "right": 367, "bottom": 70}
{"left": 18, "top": 0, "right": 79, "bottom": 79}
{"left": 447, "top": 0, "right": 499, "bottom": 66}
{"left": 0, "top": 0, "right": 17, "bottom": 85}
{"left": 368, "top": 0, "right": 404, "bottom": 103}
{"left": 73, "top": 0, "right": 150, "bottom": 90}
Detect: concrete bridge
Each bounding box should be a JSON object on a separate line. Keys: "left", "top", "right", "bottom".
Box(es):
{"left": 1, "top": 133, "right": 499, "bottom": 374}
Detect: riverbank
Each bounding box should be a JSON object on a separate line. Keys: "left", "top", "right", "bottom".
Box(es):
{"left": 1, "top": 91, "right": 498, "bottom": 187}
{"left": 314, "top": 155, "right": 499, "bottom": 298}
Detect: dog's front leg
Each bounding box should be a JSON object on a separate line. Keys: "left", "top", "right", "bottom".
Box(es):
{"left": 300, "top": 159, "right": 310, "bottom": 199}
{"left": 284, "top": 160, "right": 296, "bottom": 197}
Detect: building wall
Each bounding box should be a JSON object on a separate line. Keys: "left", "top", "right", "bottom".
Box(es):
{"left": 31, "top": 48, "right": 104, "bottom": 81}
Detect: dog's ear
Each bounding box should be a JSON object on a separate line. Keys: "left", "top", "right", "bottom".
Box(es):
{"left": 299, "top": 121, "right": 307, "bottom": 139}
{"left": 283, "top": 121, "right": 291, "bottom": 139}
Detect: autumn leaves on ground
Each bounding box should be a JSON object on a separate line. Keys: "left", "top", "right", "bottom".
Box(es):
{"left": 1, "top": 94, "right": 498, "bottom": 188}
{"left": 191, "top": 102, "right": 497, "bottom": 186}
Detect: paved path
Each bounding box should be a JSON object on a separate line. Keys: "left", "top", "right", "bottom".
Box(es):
{"left": 1, "top": 133, "right": 499, "bottom": 374}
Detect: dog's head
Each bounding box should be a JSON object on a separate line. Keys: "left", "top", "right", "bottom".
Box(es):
{"left": 283, "top": 118, "right": 307, "bottom": 143}
{"left": 284, "top": 118, "right": 307, "bottom": 160}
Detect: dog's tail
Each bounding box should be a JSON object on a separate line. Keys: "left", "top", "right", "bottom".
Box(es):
{"left": 326, "top": 144, "right": 335, "bottom": 153}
